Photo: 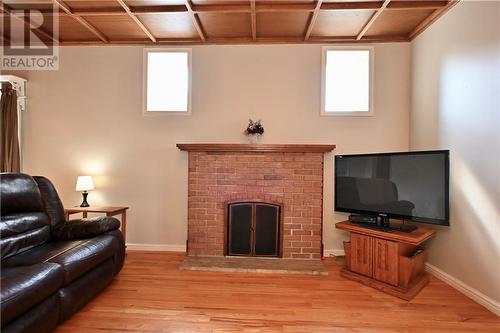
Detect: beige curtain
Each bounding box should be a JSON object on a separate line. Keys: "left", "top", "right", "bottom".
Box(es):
{"left": 1, "top": 82, "right": 21, "bottom": 172}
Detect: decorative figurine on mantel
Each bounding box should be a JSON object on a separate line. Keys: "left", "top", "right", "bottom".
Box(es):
{"left": 244, "top": 119, "right": 264, "bottom": 144}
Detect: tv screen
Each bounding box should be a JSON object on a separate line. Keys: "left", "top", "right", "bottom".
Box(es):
{"left": 335, "top": 150, "right": 449, "bottom": 226}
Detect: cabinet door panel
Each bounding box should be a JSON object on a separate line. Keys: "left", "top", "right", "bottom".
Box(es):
{"left": 350, "top": 233, "right": 373, "bottom": 277}
{"left": 373, "top": 238, "right": 399, "bottom": 286}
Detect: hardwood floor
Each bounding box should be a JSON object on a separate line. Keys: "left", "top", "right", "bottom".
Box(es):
{"left": 56, "top": 251, "right": 500, "bottom": 333}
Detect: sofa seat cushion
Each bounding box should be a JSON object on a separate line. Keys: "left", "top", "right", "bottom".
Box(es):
{"left": 2, "top": 235, "right": 119, "bottom": 285}
{"left": 1, "top": 263, "right": 64, "bottom": 325}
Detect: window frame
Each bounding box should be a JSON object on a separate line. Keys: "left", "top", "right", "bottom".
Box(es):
{"left": 320, "top": 46, "right": 374, "bottom": 117}
{"left": 142, "top": 48, "right": 192, "bottom": 116}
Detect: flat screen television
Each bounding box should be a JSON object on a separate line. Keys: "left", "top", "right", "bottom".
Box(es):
{"left": 335, "top": 150, "right": 450, "bottom": 228}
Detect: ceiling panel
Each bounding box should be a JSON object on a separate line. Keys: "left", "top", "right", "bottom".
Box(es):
{"left": 198, "top": 13, "right": 251, "bottom": 38}
{"left": 2, "top": 0, "right": 453, "bottom": 44}
{"left": 137, "top": 13, "right": 200, "bottom": 38}
{"left": 257, "top": 12, "right": 310, "bottom": 37}
{"left": 322, "top": 0, "right": 379, "bottom": 2}
{"left": 192, "top": 0, "right": 249, "bottom": 5}
{"left": 82, "top": 15, "right": 148, "bottom": 40}
{"left": 256, "top": 0, "right": 314, "bottom": 3}
{"left": 312, "top": 10, "right": 373, "bottom": 37}
{"left": 127, "top": 0, "right": 185, "bottom": 5}
{"left": 365, "top": 8, "right": 434, "bottom": 36}
{"left": 64, "top": 1, "right": 124, "bottom": 10}
{"left": 58, "top": 16, "right": 102, "bottom": 41}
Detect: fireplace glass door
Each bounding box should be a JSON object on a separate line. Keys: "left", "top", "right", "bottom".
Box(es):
{"left": 227, "top": 202, "right": 281, "bottom": 257}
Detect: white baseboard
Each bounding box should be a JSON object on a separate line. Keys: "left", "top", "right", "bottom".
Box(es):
{"left": 126, "top": 243, "right": 186, "bottom": 252}
{"left": 425, "top": 263, "right": 500, "bottom": 316}
{"left": 323, "top": 249, "right": 345, "bottom": 257}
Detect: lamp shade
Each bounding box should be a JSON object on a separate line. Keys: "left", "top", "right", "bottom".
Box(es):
{"left": 75, "top": 176, "right": 94, "bottom": 192}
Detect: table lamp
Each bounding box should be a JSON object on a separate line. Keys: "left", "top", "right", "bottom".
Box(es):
{"left": 75, "top": 176, "right": 94, "bottom": 207}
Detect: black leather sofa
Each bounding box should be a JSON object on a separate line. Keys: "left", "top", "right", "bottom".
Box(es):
{"left": 1, "top": 173, "right": 125, "bottom": 333}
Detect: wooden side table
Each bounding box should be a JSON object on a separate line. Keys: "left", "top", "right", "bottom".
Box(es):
{"left": 64, "top": 206, "right": 129, "bottom": 242}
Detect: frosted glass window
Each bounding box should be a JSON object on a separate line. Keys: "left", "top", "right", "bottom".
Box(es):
{"left": 322, "top": 49, "right": 372, "bottom": 114}
{"left": 145, "top": 51, "right": 190, "bottom": 112}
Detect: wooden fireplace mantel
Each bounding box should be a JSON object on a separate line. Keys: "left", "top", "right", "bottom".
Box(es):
{"left": 176, "top": 143, "right": 336, "bottom": 153}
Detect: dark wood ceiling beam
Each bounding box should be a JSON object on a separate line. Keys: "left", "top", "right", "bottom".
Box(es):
{"left": 250, "top": 0, "right": 256, "bottom": 40}
{"left": 116, "top": 0, "right": 156, "bottom": 42}
{"left": 387, "top": 1, "right": 449, "bottom": 10}
{"left": 208, "top": 37, "right": 306, "bottom": 44}
{"left": 0, "top": 3, "right": 57, "bottom": 42}
{"left": 320, "top": 1, "right": 447, "bottom": 10}
{"left": 304, "top": 0, "right": 323, "bottom": 41}
{"left": 356, "top": 0, "right": 390, "bottom": 40}
{"left": 71, "top": 5, "right": 187, "bottom": 16}
{"left": 185, "top": 0, "right": 206, "bottom": 42}
{"left": 310, "top": 35, "right": 408, "bottom": 42}
{"left": 53, "top": 0, "right": 108, "bottom": 42}
{"left": 408, "top": 0, "right": 459, "bottom": 40}
{"left": 59, "top": 35, "right": 409, "bottom": 46}
{"left": 27, "top": 1, "right": 450, "bottom": 17}
{"left": 321, "top": 2, "right": 380, "bottom": 10}
{"left": 61, "top": 37, "right": 201, "bottom": 45}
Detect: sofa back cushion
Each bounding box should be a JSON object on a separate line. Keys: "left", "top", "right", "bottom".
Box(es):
{"left": 33, "top": 176, "right": 66, "bottom": 227}
{"left": 1, "top": 173, "right": 50, "bottom": 260}
{"left": 1, "top": 173, "right": 44, "bottom": 215}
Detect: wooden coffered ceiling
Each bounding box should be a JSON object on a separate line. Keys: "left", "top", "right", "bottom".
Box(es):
{"left": 1, "top": 0, "right": 458, "bottom": 45}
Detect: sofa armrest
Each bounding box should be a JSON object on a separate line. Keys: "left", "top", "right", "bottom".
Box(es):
{"left": 52, "top": 216, "right": 120, "bottom": 240}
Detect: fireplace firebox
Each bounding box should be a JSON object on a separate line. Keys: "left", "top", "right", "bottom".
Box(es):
{"left": 226, "top": 201, "right": 282, "bottom": 257}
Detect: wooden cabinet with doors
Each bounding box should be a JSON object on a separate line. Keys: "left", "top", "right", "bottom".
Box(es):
{"left": 336, "top": 221, "right": 436, "bottom": 300}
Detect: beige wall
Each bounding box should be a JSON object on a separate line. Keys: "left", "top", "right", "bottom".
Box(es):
{"left": 12, "top": 43, "right": 410, "bottom": 251}
{"left": 411, "top": 1, "right": 500, "bottom": 302}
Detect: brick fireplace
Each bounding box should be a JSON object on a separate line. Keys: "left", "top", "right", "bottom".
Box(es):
{"left": 177, "top": 144, "right": 335, "bottom": 260}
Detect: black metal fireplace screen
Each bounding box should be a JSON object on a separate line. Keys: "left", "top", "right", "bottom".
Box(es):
{"left": 226, "top": 201, "right": 282, "bottom": 257}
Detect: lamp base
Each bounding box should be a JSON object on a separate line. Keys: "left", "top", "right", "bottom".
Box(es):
{"left": 80, "top": 191, "right": 90, "bottom": 207}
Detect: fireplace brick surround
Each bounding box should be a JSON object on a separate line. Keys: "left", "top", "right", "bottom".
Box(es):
{"left": 177, "top": 144, "right": 335, "bottom": 259}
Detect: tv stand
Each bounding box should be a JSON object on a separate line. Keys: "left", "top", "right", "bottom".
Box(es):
{"left": 335, "top": 221, "right": 436, "bottom": 300}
